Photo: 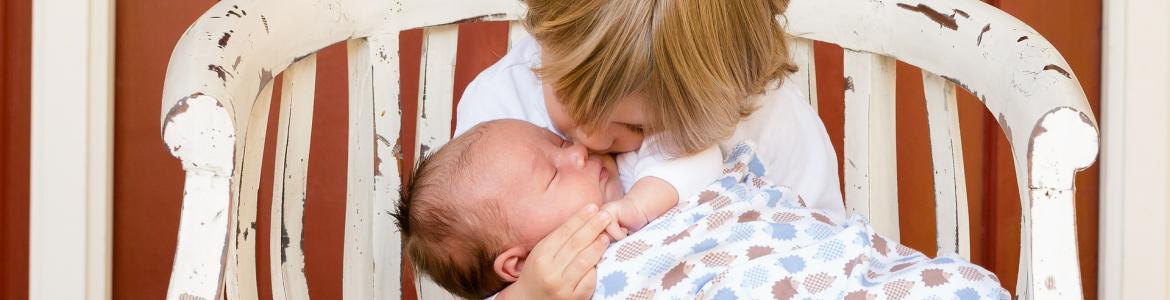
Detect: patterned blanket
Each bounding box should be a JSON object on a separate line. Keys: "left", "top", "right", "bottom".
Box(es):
{"left": 592, "top": 143, "right": 1010, "bottom": 299}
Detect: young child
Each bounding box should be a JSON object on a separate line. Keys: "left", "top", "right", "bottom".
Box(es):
{"left": 397, "top": 119, "right": 699, "bottom": 298}
{"left": 395, "top": 120, "right": 1009, "bottom": 299}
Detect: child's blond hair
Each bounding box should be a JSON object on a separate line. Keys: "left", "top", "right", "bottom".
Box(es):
{"left": 526, "top": 0, "right": 798, "bottom": 155}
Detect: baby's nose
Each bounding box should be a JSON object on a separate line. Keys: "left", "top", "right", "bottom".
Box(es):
{"left": 566, "top": 142, "right": 588, "bottom": 168}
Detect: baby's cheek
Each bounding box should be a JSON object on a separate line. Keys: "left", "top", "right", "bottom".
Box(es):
{"left": 516, "top": 213, "right": 559, "bottom": 245}
{"left": 524, "top": 212, "right": 563, "bottom": 242}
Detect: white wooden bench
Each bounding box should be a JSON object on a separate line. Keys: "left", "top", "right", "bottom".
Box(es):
{"left": 159, "top": 0, "right": 1098, "bottom": 299}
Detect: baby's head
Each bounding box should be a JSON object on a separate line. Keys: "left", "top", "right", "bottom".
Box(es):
{"left": 394, "top": 119, "right": 622, "bottom": 298}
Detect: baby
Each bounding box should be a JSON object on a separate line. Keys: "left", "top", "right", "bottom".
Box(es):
{"left": 394, "top": 119, "right": 714, "bottom": 298}
{"left": 395, "top": 119, "right": 1010, "bottom": 299}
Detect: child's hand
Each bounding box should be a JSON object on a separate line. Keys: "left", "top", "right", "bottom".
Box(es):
{"left": 600, "top": 198, "right": 650, "bottom": 240}
{"left": 499, "top": 205, "right": 611, "bottom": 300}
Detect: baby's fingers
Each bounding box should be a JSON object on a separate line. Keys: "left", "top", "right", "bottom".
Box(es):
{"left": 604, "top": 220, "right": 627, "bottom": 241}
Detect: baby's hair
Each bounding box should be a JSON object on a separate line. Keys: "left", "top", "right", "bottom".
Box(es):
{"left": 392, "top": 123, "right": 514, "bottom": 299}
{"left": 525, "top": 0, "right": 798, "bottom": 155}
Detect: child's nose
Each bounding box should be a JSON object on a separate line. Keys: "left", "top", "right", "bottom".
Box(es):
{"left": 573, "top": 128, "right": 613, "bottom": 152}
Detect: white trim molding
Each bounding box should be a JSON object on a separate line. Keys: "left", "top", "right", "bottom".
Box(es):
{"left": 28, "top": 0, "right": 114, "bottom": 298}
{"left": 1100, "top": 0, "right": 1170, "bottom": 298}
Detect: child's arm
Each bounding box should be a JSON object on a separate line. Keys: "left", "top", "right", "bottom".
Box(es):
{"left": 602, "top": 145, "right": 722, "bottom": 239}
{"left": 601, "top": 177, "right": 676, "bottom": 239}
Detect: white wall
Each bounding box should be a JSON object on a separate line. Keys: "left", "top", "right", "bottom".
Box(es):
{"left": 1099, "top": 0, "right": 1170, "bottom": 298}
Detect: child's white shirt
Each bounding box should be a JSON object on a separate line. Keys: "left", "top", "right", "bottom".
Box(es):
{"left": 615, "top": 137, "right": 723, "bottom": 199}
{"left": 454, "top": 36, "right": 844, "bottom": 218}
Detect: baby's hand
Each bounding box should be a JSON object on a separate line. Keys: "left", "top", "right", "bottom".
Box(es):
{"left": 600, "top": 198, "right": 650, "bottom": 240}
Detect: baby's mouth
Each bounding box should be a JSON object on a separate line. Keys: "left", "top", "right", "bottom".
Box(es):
{"left": 599, "top": 164, "right": 609, "bottom": 186}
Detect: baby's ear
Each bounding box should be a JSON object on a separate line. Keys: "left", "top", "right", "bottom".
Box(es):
{"left": 493, "top": 247, "right": 528, "bottom": 282}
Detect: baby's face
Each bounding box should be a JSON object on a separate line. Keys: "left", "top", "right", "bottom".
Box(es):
{"left": 476, "top": 120, "right": 623, "bottom": 248}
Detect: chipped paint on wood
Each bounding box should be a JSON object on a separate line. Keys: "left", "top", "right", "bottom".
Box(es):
{"left": 952, "top": 9, "right": 970, "bottom": 18}
{"left": 412, "top": 25, "right": 462, "bottom": 300}
{"left": 842, "top": 50, "right": 900, "bottom": 241}
{"left": 163, "top": 95, "right": 234, "bottom": 300}
{"left": 896, "top": 3, "right": 959, "bottom": 30}
{"left": 269, "top": 55, "right": 316, "bottom": 300}
{"left": 413, "top": 25, "right": 459, "bottom": 163}
{"left": 218, "top": 31, "right": 233, "bottom": 48}
{"left": 367, "top": 35, "right": 406, "bottom": 300}
{"left": 977, "top": 24, "right": 991, "bottom": 46}
{"left": 208, "top": 64, "right": 231, "bottom": 81}
{"left": 344, "top": 37, "right": 378, "bottom": 300}
{"left": 1043, "top": 64, "right": 1072, "bottom": 78}
{"left": 1020, "top": 107, "right": 1098, "bottom": 300}
{"left": 225, "top": 77, "right": 275, "bottom": 300}
{"left": 922, "top": 72, "right": 972, "bottom": 259}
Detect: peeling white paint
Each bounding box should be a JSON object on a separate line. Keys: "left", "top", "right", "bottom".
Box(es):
{"left": 1022, "top": 107, "right": 1098, "bottom": 299}
{"left": 163, "top": 95, "right": 235, "bottom": 300}
{"left": 922, "top": 72, "right": 972, "bottom": 259}
{"left": 412, "top": 25, "right": 461, "bottom": 300}
{"left": 269, "top": 55, "right": 316, "bottom": 300}
{"left": 843, "top": 50, "right": 900, "bottom": 241}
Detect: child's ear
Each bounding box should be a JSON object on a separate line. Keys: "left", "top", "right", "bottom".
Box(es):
{"left": 494, "top": 247, "right": 528, "bottom": 282}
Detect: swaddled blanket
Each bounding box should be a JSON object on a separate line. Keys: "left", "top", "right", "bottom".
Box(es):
{"left": 592, "top": 143, "right": 1009, "bottom": 299}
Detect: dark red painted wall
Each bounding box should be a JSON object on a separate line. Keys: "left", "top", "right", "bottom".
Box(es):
{"left": 1, "top": 0, "right": 32, "bottom": 298}
{"left": 113, "top": 1, "right": 214, "bottom": 298}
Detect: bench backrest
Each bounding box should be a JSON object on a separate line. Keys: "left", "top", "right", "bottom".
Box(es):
{"left": 159, "top": 0, "right": 1099, "bottom": 299}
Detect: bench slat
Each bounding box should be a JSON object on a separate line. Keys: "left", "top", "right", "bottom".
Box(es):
{"left": 344, "top": 38, "right": 378, "bottom": 300}
{"left": 412, "top": 25, "right": 462, "bottom": 300}
{"left": 368, "top": 34, "right": 406, "bottom": 300}
{"left": 922, "top": 71, "right": 972, "bottom": 259}
{"left": 842, "top": 50, "right": 899, "bottom": 241}
{"left": 508, "top": 21, "right": 530, "bottom": 50}
{"left": 789, "top": 38, "right": 819, "bottom": 111}
{"left": 269, "top": 55, "right": 317, "bottom": 300}
{"left": 226, "top": 78, "right": 275, "bottom": 300}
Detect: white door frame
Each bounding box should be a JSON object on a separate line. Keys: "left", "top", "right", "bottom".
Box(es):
{"left": 28, "top": 0, "right": 114, "bottom": 298}
{"left": 1099, "top": 0, "right": 1170, "bottom": 298}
